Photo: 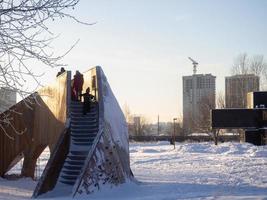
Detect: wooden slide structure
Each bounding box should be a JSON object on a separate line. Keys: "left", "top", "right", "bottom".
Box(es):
{"left": 0, "top": 66, "right": 132, "bottom": 198}
{"left": 0, "top": 71, "right": 70, "bottom": 178}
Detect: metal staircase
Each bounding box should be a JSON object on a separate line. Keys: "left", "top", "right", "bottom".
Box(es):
{"left": 58, "top": 101, "right": 98, "bottom": 186}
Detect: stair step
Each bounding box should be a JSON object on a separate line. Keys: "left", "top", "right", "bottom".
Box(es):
{"left": 71, "top": 101, "right": 97, "bottom": 106}
{"left": 64, "top": 165, "right": 83, "bottom": 171}
{"left": 71, "top": 101, "right": 96, "bottom": 105}
{"left": 71, "top": 135, "right": 97, "bottom": 140}
{"left": 71, "top": 106, "right": 97, "bottom": 109}
{"left": 60, "top": 180, "right": 76, "bottom": 185}
{"left": 67, "top": 155, "right": 86, "bottom": 161}
{"left": 70, "top": 151, "right": 88, "bottom": 156}
{"left": 73, "top": 142, "right": 93, "bottom": 146}
{"left": 73, "top": 137, "right": 95, "bottom": 142}
{"left": 71, "top": 116, "right": 97, "bottom": 120}
{"left": 72, "top": 121, "right": 97, "bottom": 125}
{"left": 71, "top": 115, "right": 97, "bottom": 119}
{"left": 73, "top": 119, "right": 97, "bottom": 122}
{"left": 70, "top": 103, "right": 82, "bottom": 106}
{"left": 62, "top": 168, "right": 81, "bottom": 173}
{"left": 62, "top": 170, "right": 81, "bottom": 176}
{"left": 71, "top": 110, "right": 97, "bottom": 114}
{"left": 72, "top": 117, "right": 97, "bottom": 121}
{"left": 71, "top": 126, "right": 98, "bottom": 130}
{"left": 65, "top": 160, "right": 84, "bottom": 166}
{"left": 70, "top": 112, "right": 97, "bottom": 120}
{"left": 71, "top": 106, "right": 97, "bottom": 110}
{"left": 71, "top": 128, "right": 98, "bottom": 132}
{"left": 71, "top": 107, "right": 97, "bottom": 111}
{"left": 71, "top": 129, "right": 98, "bottom": 134}
{"left": 71, "top": 132, "right": 97, "bottom": 136}
{"left": 71, "top": 120, "right": 97, "bottom": 125}
{"left": 61, "top": 172, "right": 79, "bottom": 178}
{"left": 70, "top": 126, "right": 98, "bottom": 131}
{"left": 71, "top": 128, "right": 97, "bottom": 132}
{"left": 71, "top": 109, "right": 97, "bottom": 114}
{"left": 71, "top": 132, "right": 97, "bottom": 137}
{"left": 61, "top": 175, "right": 77, "bottom": 180}
{"left": 71, "top": 132, "right": 98, "bottom": 136}
{"left": 71, "top": 132, "right": 97, "bottom": 135}
{"left": 72, "top": 139, "right": 94, "bottom": 144}
{"left": 71, "top": 124, "right": 98, "bottom": 128}
{"left": 71, "top": 102, "right": 97, "bottom": 106}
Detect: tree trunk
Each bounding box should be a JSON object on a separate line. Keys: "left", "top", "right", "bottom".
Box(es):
{"left": 212, "top": 129, "right": 218, "bottom": 145}
{"left": 214, "top": 135, "right": 218, "bottom": 145}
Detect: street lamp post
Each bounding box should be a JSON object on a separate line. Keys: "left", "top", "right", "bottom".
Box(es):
{"left": 173, "top": 118, "right": 177, "bottom": 149}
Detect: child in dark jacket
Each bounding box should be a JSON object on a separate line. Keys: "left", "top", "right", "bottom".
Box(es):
{"left": 80, "top": 87, "right": 95, "bottom": 115}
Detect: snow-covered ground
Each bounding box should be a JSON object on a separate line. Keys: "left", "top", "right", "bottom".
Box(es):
{"left": 1, "top": 141, "right": 267, "bottom": 199}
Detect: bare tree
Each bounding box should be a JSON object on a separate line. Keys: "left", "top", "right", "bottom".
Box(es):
{"left": 250, "top": 55, "right": 266, "bottom": 75}
{"left": 197, "top": 94, "right": 215, "bottom": 133}
{"left": 249, "top": 55, "right": 267, "bottom": 90}
{"left": 122, "top": 103, "right": 132, "bottom": 123}
{"left": 231, "top": 53, "right": 267, "bottom": 90}
{"left": 216, "top": 91, "right": 225, "bottom": 109}
{"left": 210, "top": 91, "right": 226, "bottom": 145}
{"left": 211, "top": 129, "right": 221, "bottom": 146}
{"left": 198, "top": 94, "right": 226, "bottom": 145}
{"left": 0, "top": 0, "right": 91, "bottom": 137}
{"left": 131, "top": 115, "right": 151, "bottom": 136}
{"left": 231, "top": 53, "right": 250, "bottom": 75}
{"left": 139, "top": 115, "right": 151, "bottom": 136}
{"left": 0, "top": 0, "right": 89, "bottom": 99}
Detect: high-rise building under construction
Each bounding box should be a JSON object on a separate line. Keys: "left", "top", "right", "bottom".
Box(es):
{"left": 183, "top": 74, "right": 216, "bottom": 133}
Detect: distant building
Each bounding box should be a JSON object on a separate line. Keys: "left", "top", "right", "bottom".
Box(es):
{"left": 0, "top": 87, "right": 16, "bottom": 113}
{"left": 183, "top": 74, "right": 216, "bottom": 133}
{"left": 225, "top": 74, "right": 259, "bottom": 108}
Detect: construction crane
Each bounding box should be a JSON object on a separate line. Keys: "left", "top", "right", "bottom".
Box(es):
{"left": 188, "top": 57, "right": 198, "bottom": 75}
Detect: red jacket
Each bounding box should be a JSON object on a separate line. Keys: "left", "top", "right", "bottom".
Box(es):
{"left": 73, "top": 74, "right": 84, "bottom": 92}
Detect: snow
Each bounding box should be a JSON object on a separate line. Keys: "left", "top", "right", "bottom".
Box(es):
{"left": 0, "top": 178, "right": 35, "bottom": 200}
{"left": 6, "top": 147, "right": 50, "bottom": 179}
{"left": 1, "top": 142, "right": 267, "bottom": 199}
{"left": 100, "top": 68, "right": 129, "bottom": 152}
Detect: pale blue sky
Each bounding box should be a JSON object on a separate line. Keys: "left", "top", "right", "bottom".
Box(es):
{"left": 39, "top": 0, "right": 267, "bottom": 122}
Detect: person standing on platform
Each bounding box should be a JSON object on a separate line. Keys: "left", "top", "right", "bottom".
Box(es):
{"left": 73, "top": 70, "right": 83, "bottom": 101}
{"left": 78, "top": 73, "right": 84, "bottom": 101}
{"left": 56, "top": 67, "right": 66, "bottom": 77}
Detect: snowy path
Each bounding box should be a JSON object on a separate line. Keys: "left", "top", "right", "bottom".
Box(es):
{"left": 1, "top": 142, "right": 267, "bottom": 199}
